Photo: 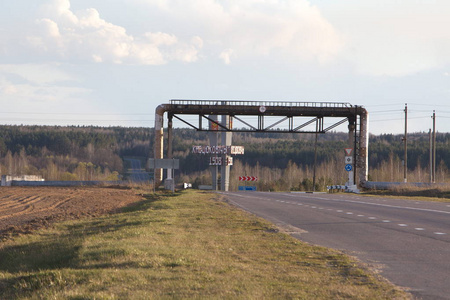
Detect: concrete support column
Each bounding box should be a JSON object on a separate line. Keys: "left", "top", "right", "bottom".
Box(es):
{"left": 359, "top": 110, "right": 369, "bottom": 184}
{"left": 348, "top": 120, "right": 356, "bottom": 187}
{"left": 154, "top": 104, "right": 169, "bottom": 185}
{"left": 221, "top": 115, "right": 232, "bottom": 192}
{"left": 167, "top": 114, "right": 173, "bottom": 180}
{"left": 209, "top": 115, "right": 219, "bottom": 190}
{"left": 154, "top": 112, "right": 164, "bottom": 183}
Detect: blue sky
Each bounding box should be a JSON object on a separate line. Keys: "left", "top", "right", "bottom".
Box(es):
{"left": 0, "top": 0, "right": 449, "bottom": 134}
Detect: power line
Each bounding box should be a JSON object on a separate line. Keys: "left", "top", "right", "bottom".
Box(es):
{"left": 408, "top": 102, "right": 450, "bottom": 108}
{"left": 0, "top": 112, "right": 154, "bottom": 116}
{"left": 370, "top": 116, "right": 432, "bottom": 123}
{"left": 369, "top": 109, "right": 403, "bottom": 114}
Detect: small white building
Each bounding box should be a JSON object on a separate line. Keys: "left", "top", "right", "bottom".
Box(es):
{"left": 1, "top": 175, "right": 45, "bottom": 186}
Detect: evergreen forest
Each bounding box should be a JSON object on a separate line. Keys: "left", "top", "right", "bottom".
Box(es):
{"left": 0, "top": 125, "right": 448, "bottom": 191}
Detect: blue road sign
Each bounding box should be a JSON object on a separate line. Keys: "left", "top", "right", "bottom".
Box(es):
{"left": 238, "top": 186, "right": 257, "bottom": 191}
{"left": 345, "top": 164, "right": 353, "bottom": 172}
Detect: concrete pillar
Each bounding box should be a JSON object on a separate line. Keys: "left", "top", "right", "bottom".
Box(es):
{"left": 348, "top": 120, "right": 356, "bottom": 187}
{"left": 359, "top": 109, "right": 369, "bottom": 184}
{"left": 209, "top": 115, "right": 219, "bottom": 190}
{"left": 167, "top": 115, "right": 173, "bottom": 180}
{"left": 221, "top": 115, "right": 232, "bottom": 192}
{"left": 154, "top": 104, "right": 170, "bottom": 184}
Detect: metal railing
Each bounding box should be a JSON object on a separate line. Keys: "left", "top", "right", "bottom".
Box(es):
{"left": 170, "top": 99, "right": 353, "bottom": 108}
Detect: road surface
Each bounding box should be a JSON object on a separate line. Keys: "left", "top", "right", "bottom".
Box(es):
{"left": 124, "top": 158, "right": 151, "bottom": 183}
{"left": 222, "top": 192, "right": 450, "bottom": 299}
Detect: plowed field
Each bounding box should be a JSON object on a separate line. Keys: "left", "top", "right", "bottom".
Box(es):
{"left": 0, "top": 186, "right": 143, "bottom": 241}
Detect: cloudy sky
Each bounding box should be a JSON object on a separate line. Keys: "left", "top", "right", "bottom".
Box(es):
{"left": 1, "top": 0, "right": 449, "bottom": 134}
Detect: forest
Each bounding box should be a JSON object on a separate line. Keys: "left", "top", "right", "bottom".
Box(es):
{"left": 0, "top": 125, "right": 448, "bottom": 191}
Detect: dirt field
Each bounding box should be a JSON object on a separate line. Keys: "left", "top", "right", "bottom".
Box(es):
{"left": 0, "top": 186, "right": 143, "bottom": 241}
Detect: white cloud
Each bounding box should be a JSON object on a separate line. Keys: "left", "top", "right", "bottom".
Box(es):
{"left": 329, "top": 1, "right": 450, "bottom": 76}
{"left": 22, "top": 0, "right": 203, "bottom": 65}
{"left": 130, "top": 0, "right": 346, "bottom": 64}
{"left": 220, "top": 49, "right": 234, "bottom": 65}
{"left": 0, "top": 64, "right": 74, "bottom": 85}
{"left": 0, "top": 64, "right": 90, "bottom": 109}
{"left": 3, "top": 0, "right": 343, "bottom": 66}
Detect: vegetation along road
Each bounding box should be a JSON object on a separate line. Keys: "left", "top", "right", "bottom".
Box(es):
{"left": 223, "top": 192, "right": 450, "bottom": 299}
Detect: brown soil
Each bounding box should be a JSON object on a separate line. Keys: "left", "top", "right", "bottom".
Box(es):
{"left": 0, "top": 186, "right": 144, "bottom": 241}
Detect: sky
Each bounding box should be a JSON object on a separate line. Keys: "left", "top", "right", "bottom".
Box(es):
{"left": 1, "top": 0, "right": 450, "bottom": 134}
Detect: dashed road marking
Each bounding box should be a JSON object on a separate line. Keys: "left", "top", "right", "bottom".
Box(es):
{"left": 434, "top": 232, "right": 447, "bottom": 235}
{"left": 415, "top": 228, "right": 425, "bottom": 231}
{"left": 398, "top": 224, "right": 408, "bottom": 227}
{"left": 368, "top": 217, "right": 377, "bottom": 219}
{"left": 346, "top": 212, "right": 353, "bottom": 215}
{"left": 382, "top": 220, "right": 391, "bottom": 223}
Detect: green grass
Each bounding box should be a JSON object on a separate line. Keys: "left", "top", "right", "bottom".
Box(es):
{"left": 0, "top": 190, "right": 410, "bottom": 299}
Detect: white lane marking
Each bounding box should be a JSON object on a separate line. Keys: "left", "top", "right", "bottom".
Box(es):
{"left": 368, "top": 217, "right": 377, "bottom": 219}
{"left": 310, "top": 197, "right": 450, "bottom": 215}
{"left": 311, "top": 206, "right": 317, "bottom": 208}
{"left": 346, "top": 212, "right": 353, "bottom": 215}
{"left": 319, "top": 207, "right": 324, "bottom": 210}
{"left": 225, "top": 193, "right": 449, "bottom": 236}
{"left": 337, "top": 210, "right": 343, "bottom": 212}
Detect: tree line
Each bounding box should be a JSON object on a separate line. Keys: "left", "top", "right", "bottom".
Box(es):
{"left": 0, "top": 125, "right": 448, "bottom": 189}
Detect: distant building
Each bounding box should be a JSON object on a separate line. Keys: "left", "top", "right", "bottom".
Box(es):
{"left": 1, "top": 175, "right": 45, "bottom": 186}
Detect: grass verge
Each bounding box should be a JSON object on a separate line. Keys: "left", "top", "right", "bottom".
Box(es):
{"left": 0, "top": 190, "right": 410, "bottom": 299}
{"left": 364, "top": 184, "right": 450, "bottom": 202}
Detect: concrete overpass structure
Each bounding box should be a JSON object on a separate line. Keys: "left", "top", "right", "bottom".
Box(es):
{"left": 154, "top": 100, "right": 369, "bottom": 191}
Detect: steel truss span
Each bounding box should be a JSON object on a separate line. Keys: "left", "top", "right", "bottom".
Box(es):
{"left": 153, "top": 100, "right": 369, "bottom": 188}
{"left": 168, "top": 99, "right": 359, "bottom": 134}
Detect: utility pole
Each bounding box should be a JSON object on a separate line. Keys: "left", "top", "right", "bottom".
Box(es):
{"left": 403, "top": 103, "right": 407, "bottom": 183}
{"left": 429, "top": 129, "right": 432, "bottom": 183}
{"left": 432, "top": 111, "right": 436, "bottom": 183}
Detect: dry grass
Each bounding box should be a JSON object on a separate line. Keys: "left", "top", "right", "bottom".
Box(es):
{"left": 365, "top": 184, "right": 450, "bottom": 201}
{"left": 0, "top": 190, "right": 410, "bottom": 299}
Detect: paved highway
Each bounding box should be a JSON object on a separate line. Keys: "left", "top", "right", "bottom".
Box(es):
{"left": 222, "top": 192, "right": 450, "bottom": 299}
{"left": 124, "top": 158, "right": 151, "bottom": 182}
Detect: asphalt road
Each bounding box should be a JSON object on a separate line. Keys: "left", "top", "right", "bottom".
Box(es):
{"left": 124, "top": 158, "right": 151, "bottom": 182}
{"left": 222, "top": 192, "right": 450, "bottom": 299}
